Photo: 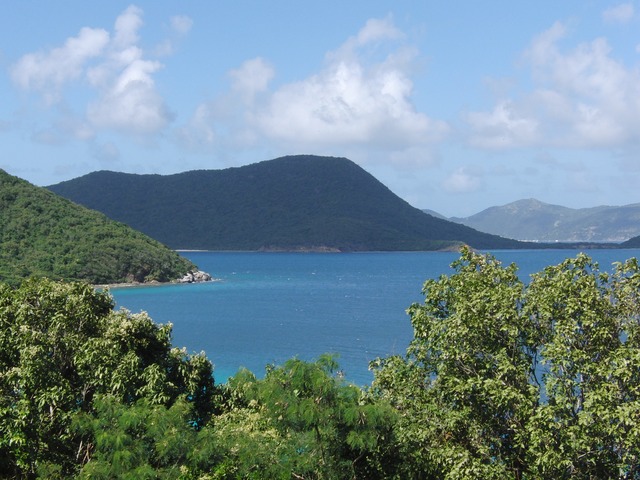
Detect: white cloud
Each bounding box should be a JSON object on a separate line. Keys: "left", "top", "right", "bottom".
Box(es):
{"left": 175, "top": 103, "right": 219, "bottom": 150}
{"left": 443, "top": 167, "right": 481, "bottom": 193}
{"left": 178, "top": 16, "right": 447, "bottom": 163}
{"left": 602, "top": 3, "right": 635, "bottom": 24}
{"left": 229, "top": 57, "right": 275, "bottom": 103}
{"left": 155, "top": 14, "right": 193, "bottom": 56}
{"left": 87, "top": 61, "right": 171, "bottom": 134}
{"left": 10, "top": 27, "right": 109, "bottom": 104}
{"left": 11, "top": 5, "right": 177, "bottom": 136}
{"left": 113, "top": 5, "right": 143, "bottom": 49}
{"left": 466, "top": 21, "right": 640, "bottom": 149}
{"left": 250, "top": 17, "right": 448, "bottom": 151}
{"left": 465, "top": 101, "right": 538, "bottom": 149}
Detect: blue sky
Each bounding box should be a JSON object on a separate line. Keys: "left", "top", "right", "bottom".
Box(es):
{"left": 2, "top": 1, "right": 640, "bottom": 217}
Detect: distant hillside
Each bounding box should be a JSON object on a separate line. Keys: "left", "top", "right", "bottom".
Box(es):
{"left": 446, "top": 198, "right": 640, "bottom": 243}
{"left": 621, "top": 235, "right": 640, "bottom": 248}
{"left": 0, "top": 170, "right": 196, "bottom": 286}
{"left": 48, "top": 155, "right": 525, "bottom": 252}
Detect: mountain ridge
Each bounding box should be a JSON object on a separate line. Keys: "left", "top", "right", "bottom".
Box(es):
{"left": 437, "top": 198, "right": 640, "bottom": 243}
{"left": 48, "top": 155, "right": 526, "bottom": 252}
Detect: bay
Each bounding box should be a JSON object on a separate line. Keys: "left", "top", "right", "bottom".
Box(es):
{"left": 110, "top": 249, "right": 640, "bottom": 385}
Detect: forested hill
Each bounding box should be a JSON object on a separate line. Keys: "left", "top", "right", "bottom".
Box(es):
{"left": 0, "top": 169, "right": 195, "bottom": 286}
{"left": 48, "top": 155, "right": 525, "bottom": 251}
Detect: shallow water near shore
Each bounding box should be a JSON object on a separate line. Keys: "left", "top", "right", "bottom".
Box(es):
{"left": 110, "top": 249, "right": 640, "bottom": 385}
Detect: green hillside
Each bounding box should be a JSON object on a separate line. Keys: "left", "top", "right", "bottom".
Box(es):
{"left": 0, "top": 169, "right": 196, "bottom": 286}
{"left": 48, "top": 155, "right": 525, "bottom": 251}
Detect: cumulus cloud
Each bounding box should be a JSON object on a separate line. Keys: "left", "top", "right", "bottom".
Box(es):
{"left": 229, "top": 57, "right": 275, "bottom": 103}
{"left": 10, "top": 27, "right": 109, "bottom": 104}
{"left": 175, "top": 103, "right": 219, "bottom": 150}
{"left": 602, "top": 3, "right": 635, "bottom": 24}
{"left": 155, "top": 14, "right": 193, "bottom": 56}
{"left": 87, "top": 55, "right": 171, "bottom": 134}
{"left": 465, "top": 101, "right": 539, "bottom": 149}
{"left": 177, "top": 16, "right": 447, "bottom": 164}
{"left": 248, "top": 17, "right": 448, "bottom": 151}
{"left": 10, "top": 5, "right": 176, "bottom": 136}
{"left": 466, "top": 20, "right": 640, "bottom": 150}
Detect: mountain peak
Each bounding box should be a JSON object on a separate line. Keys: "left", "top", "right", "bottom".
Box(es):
{"left": 49, "top": 155, "right": 524, "bottom": 251}
{"left": 452, "top": 198, "right": 640, "bottom": 243}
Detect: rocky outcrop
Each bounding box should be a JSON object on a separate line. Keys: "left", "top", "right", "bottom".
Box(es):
{"left": 177, "top": 270, "right": 213, "bottom": 283}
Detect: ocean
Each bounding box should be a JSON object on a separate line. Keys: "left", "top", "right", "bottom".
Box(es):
{"left": 110, "top": 249, "right": 640, "bottom": 386}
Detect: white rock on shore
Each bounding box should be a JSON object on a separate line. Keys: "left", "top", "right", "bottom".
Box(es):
{"left": 178, "top": 270, "right": 213, "bottom": 283}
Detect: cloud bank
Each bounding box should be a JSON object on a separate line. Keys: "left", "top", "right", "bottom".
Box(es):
{"left": 10, "top": 5, "right": 176, "bottom": 137}
{"left": 182, "top": 16, "right": 448, "bottom": 164}
{"left": 466, "top": 15, "right": 640, "bottom": 151}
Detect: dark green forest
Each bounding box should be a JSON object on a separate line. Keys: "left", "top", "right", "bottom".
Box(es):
{"left": 0, "top": 170, "right": 195, "bottom": 286}
{"left": 2, "top": 248, "right": 640, "bottom": 479}
{"left": 48, "top": 155, "right": 526, "bottom": 252}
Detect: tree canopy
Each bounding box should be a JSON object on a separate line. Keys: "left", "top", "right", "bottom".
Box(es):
{"left": 1, "top": 248, "right": 640, "bottom": 478}
{"left": 0, "top": 169, "right": 195, "bottom": 286}
{"left": 372, "top": 247, "right": 640, "bottom": 479}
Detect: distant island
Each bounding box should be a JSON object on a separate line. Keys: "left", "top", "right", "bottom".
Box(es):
{"left": 0, "top": 169, "right": 199, "bottom": 286}
{"left": 48, "top": 155, "right": 527, "bottom": 252}
{"left": 435, "top": 198, "right": 640, "bottom": 244}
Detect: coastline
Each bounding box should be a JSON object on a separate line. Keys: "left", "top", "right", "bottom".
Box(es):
{"left": 94, "top": 270, "right": 217, "bottom": 290}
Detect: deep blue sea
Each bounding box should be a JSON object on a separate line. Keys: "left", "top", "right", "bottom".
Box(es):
{"left": 110, "top": 249, "right": 640, "bottom": 386}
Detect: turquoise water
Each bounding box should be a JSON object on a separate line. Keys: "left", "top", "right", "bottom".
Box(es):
{"left": 110, "top": 249, "right": 640, "bottom": 385}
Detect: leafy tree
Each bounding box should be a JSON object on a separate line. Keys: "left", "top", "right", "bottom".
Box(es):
{"left": 372, "top": 246, "right": 537, "bottom": 479}
{"left": 373, "top": 247, "right": 640, "bottom": 479}
{"left": 73, "top": 395, "right": 197, "bottom": 479}
{"left": 191, "top": 355, "right": 399, "bottom": 479}
{"left": 0, "top": 169, "right": 195, "bottom": 286}
{"left": 524, "top": 255, "right": 640, "bottom": 479}
{"left": 0, "top": 278, "right": 215, "bottom": 478}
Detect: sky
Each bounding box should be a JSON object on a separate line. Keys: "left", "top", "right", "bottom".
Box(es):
{"left": 2, "top": 1, "right": 640, "bottom": 217}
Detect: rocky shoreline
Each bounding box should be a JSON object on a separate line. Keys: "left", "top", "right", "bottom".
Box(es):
{"left": 95, "top": 270, "right": 215, "bottom": 290}
{"left": 177, "top": 270, "right": 213, "bottom": 283}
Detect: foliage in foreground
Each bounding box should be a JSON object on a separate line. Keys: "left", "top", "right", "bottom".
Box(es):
{"left": 0, "top": 279, "right": 215, "bottom": 478}
{"left": 373, "top": 246, "right": 640, "bottom": 479}
{"left": 1, "top": 248, "right": 640, "bottom": 478}
{"left": 0, "top": 169, "right": 195, "bottom": 286}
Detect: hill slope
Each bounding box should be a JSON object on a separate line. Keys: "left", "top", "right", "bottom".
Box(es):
{"left": 449, "top": 198, "right": 640, "bottom": 243}
{"left": 0, "top": 169, "right": 196, "bottom": 286}
{"left": 48, "top": 155, "right": 524, "bottom": 251}
{"left": 621, "top": 235, "right": 640, "bottom": 248}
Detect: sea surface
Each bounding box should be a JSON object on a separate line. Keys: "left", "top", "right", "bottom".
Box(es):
{"left": 110, "top": 249, "right": 640, "bottom": 386}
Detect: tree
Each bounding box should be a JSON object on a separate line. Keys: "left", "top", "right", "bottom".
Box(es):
{"left": 372, "top": 247, "right": 640, "bottom": 479}
{"left": 192, "top": 355, "right": 399, "bottom": 479}
{"left": 0, "top": 278, "right": 215, "bottom": 478}
{"left": 372, "top": 247, "right": 537, "bottom": 479}
{"left": 524, "top": 255, "right": 640, "bottom": 479}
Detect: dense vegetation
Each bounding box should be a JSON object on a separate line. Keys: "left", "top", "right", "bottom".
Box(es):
{"left": 447, "top": 198, "right": 640, "bottom": 243}
{"left": 2, "top": 248, "right": 640, "bottom": 478}
{"left": 48, "top": 155, "right": 525, "bottom": 251}
{"left": 0, "top": 169, "right": 195, "bottom": 286}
